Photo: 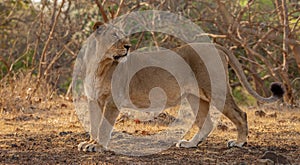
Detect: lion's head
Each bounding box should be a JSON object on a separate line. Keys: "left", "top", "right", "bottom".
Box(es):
{"left": 93, "top": 22, "right": 131, "bottom": 63}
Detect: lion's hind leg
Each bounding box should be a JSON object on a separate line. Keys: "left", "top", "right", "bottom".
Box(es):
{"left": 176, "top": 95, "right": 213, "bottom": 148}
{"left": 223, "top": 95, "right": 248, "bottom": 148}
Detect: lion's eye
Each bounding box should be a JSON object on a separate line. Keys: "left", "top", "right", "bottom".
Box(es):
{"left": 112, "top": 33, "right": 118, "bottom": 39}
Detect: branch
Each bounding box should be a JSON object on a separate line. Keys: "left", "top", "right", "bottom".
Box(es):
{"left": 114, "top": 0, "right": 124, "bottom": 18}
{"left": 30, "top": 0, "right": 65, "bottom": 99}
{"left": 43, "top": 42, "right": 72, "bottom": 77}
{"left": 281, "top": 0, "right": 289, "bottom": 69}
{"left": 290, "top": 15, "right": 300, "bottom": 34}
{"left": 95, "top": 0, "right": 109, "bottom": 23}
{"left": 197, "top": 33, "right": 227, "bottom": 38}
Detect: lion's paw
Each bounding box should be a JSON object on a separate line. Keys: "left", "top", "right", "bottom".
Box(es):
{"left": 78, "top": 141, "right": 105, "bottom": 152}
{"left": 176, "top": 140, "right": 200, "bottom": 148}
{"left": 227, "top": 140, "right": 247, "bottom": 148}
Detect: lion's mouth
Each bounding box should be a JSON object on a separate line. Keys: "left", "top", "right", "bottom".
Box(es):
{"left": 113, "top": 52, "right": 128, "bottom": 60}
{"left": 113, "top": 44, "right": 131, "bottom": 61}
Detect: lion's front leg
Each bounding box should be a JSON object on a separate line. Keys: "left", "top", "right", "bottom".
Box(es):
{"left": 78, "top": 139, "right": 105, "bottom": 152}
{"left": 78, "top": 99, "right": 104, "bottom": 152}
{"left": 78, "top": 99, "right": 119, "bottom": 152}
{"left": 96, "top": 100, "right": 119, "bottom": 149}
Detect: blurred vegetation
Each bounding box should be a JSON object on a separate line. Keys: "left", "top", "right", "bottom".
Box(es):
{"left": 0, "top": 0, "right": 300, "bottom": 112}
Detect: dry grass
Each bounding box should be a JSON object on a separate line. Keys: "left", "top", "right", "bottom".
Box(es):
{"left": 0, "top": 72, "right": 62, "bottom": 114}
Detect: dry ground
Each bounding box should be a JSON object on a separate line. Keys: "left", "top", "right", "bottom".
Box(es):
{"left": 0, "top": 99, "right": 299, "bottom": 164}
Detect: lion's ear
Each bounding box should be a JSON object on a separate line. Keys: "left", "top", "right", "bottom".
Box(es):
{"left": 93, "top": 22, "right": 104, "bottom": 31}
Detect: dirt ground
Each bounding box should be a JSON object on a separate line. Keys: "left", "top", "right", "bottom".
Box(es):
{"left": 0, "top": 99, "right": 299, "bottom": 164}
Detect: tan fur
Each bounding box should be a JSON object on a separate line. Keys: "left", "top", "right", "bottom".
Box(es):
{"left": 78, "top": 25, "right": 280, "bottom": 152}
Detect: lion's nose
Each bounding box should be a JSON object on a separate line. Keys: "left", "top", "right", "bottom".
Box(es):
{"left": 124, "top": 44, "right": 131, "bottom": 50}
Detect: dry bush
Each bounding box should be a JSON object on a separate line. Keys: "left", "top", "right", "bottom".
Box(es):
{"left": 1, "top": 0, "right": 300, "bottom": 113}
{"left": 0, "top": 0, "right": 99, "bottom": 112}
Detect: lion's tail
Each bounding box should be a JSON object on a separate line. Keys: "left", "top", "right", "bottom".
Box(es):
{"left": 215, "top": 44, "right": 285, "bottom": 103}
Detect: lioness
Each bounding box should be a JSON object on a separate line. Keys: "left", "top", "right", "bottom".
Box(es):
{"left": 77, "top": 22, "right": 284, "bottom": 152}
